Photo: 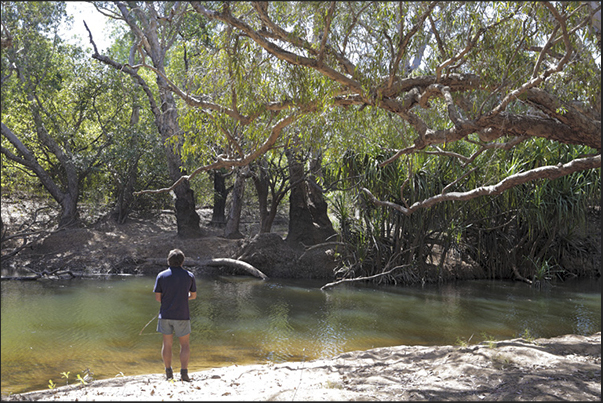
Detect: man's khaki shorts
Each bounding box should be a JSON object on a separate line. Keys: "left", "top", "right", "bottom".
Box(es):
{"left": 157, "top": 319, "right": 191, "bottom": 337}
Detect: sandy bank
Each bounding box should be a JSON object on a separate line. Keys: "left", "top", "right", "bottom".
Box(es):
{"left": 4, "top": 332, "right": 600, "bottom": 401}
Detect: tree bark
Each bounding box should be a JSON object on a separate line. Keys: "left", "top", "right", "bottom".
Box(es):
{"left": 224, "top": 167, "right": 247, "bottom": 239}
{"left": 58, "top": 194, "right": 79, "bottom": 228}
{"left": 285, "top": 149, "right": 336, "bottom": 246}
{"left": 251, "top": 162, "right": 271, "bottom": 233}
{"left": 159, "top": 86, "right": 202, "bottom": 238}
{"left": 210, "top": 169, "right": 229, "bottom": 227}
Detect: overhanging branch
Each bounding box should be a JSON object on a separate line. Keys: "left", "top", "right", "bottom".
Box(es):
{"left": 133, "top": 110, "right": 309, "bottom": 195}
{"left": 362, "top": 154, "right": 601, "bottom": 215}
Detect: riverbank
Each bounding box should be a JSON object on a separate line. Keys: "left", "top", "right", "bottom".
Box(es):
{"left": 4, "top": 332, "right": 600, "bottom": 401}
{"left": 2, "top": 196, "right": 601, "bottom": 284}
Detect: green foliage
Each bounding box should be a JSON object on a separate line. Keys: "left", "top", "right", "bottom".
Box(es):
{"left": 46, "top": 369, "right": 90, "bottom": 391}
{"left": 174, "top": 21, "right": 306, "bottom": 168}
{"left": 455, "top": 337, "right": 469, "bottom": 347}
{"left": 324, "top": 134, "right": 599, "bottom": 284}
{"left": 480, "top": 332, "right": 498, "bottom": 349}
{"left": 2, "top": 2, "right": 599, "bottom": 280}
{"left": 76, "top": 374, "right": 88, "bottom": 386}
{"left": 1, "top": 1, "right": 175, "bottom": 224}
{"left": 519, "top": 328, "right": 536, "bottom": 343}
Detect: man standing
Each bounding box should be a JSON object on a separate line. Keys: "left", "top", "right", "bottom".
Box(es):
{"left": 154, "top": 249, "right": 197, "bottom": 382}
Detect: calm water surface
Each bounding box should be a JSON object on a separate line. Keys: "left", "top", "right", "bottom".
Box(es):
{"left": 1, "top": 275, "right": 600, "bottom": 395}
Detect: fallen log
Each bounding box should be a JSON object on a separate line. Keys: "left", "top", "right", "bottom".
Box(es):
{"left": 1, "top": 273, "right": 142, "bottom": 281}
{"left": 1, "top": 268, "right": 77, "bottom": 281}
{"left": 142, "top": 257, "right": 268, "bottom": 280}
{"left": 200, "top": 258, "right": 268, "bottom": 280}
{"left": 1, "top": 276, "right": 40, "bottom": 281}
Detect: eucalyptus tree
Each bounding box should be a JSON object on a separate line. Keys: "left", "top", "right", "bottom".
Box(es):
{"left": 85, "top": 1, "right": 203, "bottom": 237}
{"left": 98, "top": 2, "right": 338, "bottom": 241}
{"left": 188, "top": 1, "right": 600, "bottom": 217}
{"left": 0, "top": 1, "right": 133, "bottom": 228}
{"left": 103, "top": 84, "right": 171, "bottom": 224}
{"left": 87, "top": 1, "right": 330, "bottom": 239}
{"left": 177, "top": 1, "right": 601, "bottom": 281}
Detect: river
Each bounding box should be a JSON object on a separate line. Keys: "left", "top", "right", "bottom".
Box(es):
{"left": 1, "top": 275, "right": 600, "bottom": 395}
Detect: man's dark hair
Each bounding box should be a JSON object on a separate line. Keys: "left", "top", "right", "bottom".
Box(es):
{"left": 167, "top": 249, "right": 185, "bottom": 267}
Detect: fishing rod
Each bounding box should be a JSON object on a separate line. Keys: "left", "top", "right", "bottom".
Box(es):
{"left": 139, "top": 313, "right": 158, "bottom": 335}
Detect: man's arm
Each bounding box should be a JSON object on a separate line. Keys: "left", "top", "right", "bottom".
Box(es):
{"left": 155, "top": 292, "right": 162, "bottom": 302}
{"left": 189, "top": 292, "right": 197, "bottom": 300}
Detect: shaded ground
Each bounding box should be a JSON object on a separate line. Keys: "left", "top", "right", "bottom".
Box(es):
{"left": 4, "top": 332, "right": 600, "bottom": 401}
{"left": 1, "top": 199, "right": 246, "bottom": 278}
{"left": 1, "top": 196, "right": 338, "bottom": 279}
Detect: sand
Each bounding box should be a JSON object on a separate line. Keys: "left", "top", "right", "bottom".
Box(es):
{"left": 4, "top": 332, "right": 600, "bottom": 401}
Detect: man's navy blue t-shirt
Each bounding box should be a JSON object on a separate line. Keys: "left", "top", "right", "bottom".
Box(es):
{"left": 153, "top": 266, "right": 197, "bottom": 320}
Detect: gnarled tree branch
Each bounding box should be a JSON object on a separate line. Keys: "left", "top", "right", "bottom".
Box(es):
{"left": 363, "top": 154, "right": 601, "bottom": 215}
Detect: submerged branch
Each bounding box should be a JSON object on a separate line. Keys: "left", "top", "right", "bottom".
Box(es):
{"left": 321, "top": 265, "right": 411, "bottom": 291}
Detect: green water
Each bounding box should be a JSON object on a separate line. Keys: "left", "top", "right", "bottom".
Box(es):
{"left": 1, "top": 275, "right": 600, "bottom": 395}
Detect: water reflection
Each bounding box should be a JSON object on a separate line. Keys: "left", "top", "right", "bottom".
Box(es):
{"left": 1, "top": 276, "right": 600, "bottom": 395}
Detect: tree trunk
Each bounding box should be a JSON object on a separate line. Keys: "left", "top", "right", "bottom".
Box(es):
{"left": 112, "top": 103, "right": 141, "bottom": 224}
{"left": 158, "top": 85, "right": 202, "bottom": 238}
{"left": 224, "top": 168, "right": 247, "bottom": 239}
{"left": 210, "top": 169, "right": 228, "bottom": 227}
{"left": 57, "top": 192, "right": 79, "bottom": 228}
{"left": 113, "top": 2, "right": 202, "bottom": 238}
{"left": 264, "top": 203, "right": 279, "bottom": 234}
{"left": 251, "top": 164, "right": 271, "bottom": 233}
{"left": 250, "top": 158, "right": 288, "bottom": 234}
{"left": 285, "top": 149, "right": 336, "bottom": 246}
{"left": 111, "top": 160, "right": 138, "bottom": 224}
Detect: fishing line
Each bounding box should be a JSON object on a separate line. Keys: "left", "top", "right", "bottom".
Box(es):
{"left": 291, "top": 348, "right": 306, "bottom": 400}
{"left": 139, "top": 313, "right": 158, "bottom": 335}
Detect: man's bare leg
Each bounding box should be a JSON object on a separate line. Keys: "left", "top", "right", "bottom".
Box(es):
{"left": 178, "top": 334, "right": 191, "bottom": 381}
{"left": 162, "top": 334, "right": 174, "bottom": 379}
